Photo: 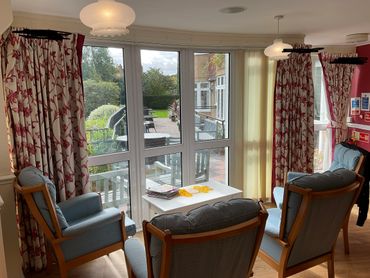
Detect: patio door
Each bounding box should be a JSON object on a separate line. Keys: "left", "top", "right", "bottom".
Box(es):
{"left": 83, "top": 44, "right": 233, "bottom": 225}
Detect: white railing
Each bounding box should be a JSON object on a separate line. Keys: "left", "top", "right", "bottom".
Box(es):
{"left": 89, "top": 168, "right": 129, "bottom": 208}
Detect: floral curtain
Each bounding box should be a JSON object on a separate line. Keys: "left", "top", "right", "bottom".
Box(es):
{"left": 319, "top": 52, "right": 357, "bottom": 153}
{"left": 0, "top": 28, "right": 89, "bottom": 272}
{"left": 272, "top": 44, "right": 315, "bottom": 187}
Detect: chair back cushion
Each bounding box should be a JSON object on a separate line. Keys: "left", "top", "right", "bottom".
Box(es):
{"left": 149, "top": 198, "right": 260, "bottom": 278}
{"left": 283, "top": 169, "right": 357, "bottom": 267}
{"left": 329, "top": 144, "right": 362, "bottom": 171}
{"left": 18, "top": 166, "right": 69, "bottom": 231}
{"left": 284, "top": 168, "right": 356, "bottom": 238}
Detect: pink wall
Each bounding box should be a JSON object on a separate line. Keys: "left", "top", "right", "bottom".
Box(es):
{"left": 349, "top": 44, "right": 370, "bottom": 151}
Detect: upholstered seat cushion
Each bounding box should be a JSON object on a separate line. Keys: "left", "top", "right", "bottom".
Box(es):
{"left": 18, "top": 166, "right": 69, "bottom": 230}
{"left": 265, "top": 208, "right": 281, "bottom": 237}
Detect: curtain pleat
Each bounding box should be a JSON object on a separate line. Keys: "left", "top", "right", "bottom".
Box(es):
{"left": 319, "top": 52, "right": 357, "bottom": 154}
{"left": 272, "top": 44, "right": 315, "bottom": 187}
{"left": 0, "top": 28, "right": 89, "bottom": 272}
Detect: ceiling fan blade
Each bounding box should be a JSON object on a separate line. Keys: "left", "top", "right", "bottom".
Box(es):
{"left": 329, "top": 57, "right": 368, "bottom": 65}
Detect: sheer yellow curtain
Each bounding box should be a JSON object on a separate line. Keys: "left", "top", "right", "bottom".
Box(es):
{"left": 243, "top": 50, "right": 275, "bottom": 200}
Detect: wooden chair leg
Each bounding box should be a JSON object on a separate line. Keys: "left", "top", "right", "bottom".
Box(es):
{"left": 342, "top": 217, "right": 350, "bottom": 255}
{"left": 327, "top": 254, "right": 335, "bottom": 278}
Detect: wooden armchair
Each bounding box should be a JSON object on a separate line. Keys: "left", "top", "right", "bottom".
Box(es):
{"left": 273, "top": 143, "right": 365, "bottom": 254}
{"left": 14, "top": 166, "right": 136, "bottom": 277}
{"left": 260, "top": 169, "right": 364, "bottom": 277}
{"left": 124, "top": 198, "right": 267, "bottom": 278}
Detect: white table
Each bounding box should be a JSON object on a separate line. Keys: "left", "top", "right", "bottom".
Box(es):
{"left": 142, "top": 180, "right": 242, "bottom": 214}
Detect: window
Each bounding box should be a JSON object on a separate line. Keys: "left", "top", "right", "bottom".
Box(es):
{"left": 194, "top": 82, "right": 210, "bottom": 111}
{"left": 216, "top": 75, "right": 225, "bottom": 119}
{"left": 83, "top": 46, "right": 132, "bottom": 215}
{"left": 312, "top": 56, "right": 331, "bottom": 172}
{"left": 83, "top": 47, "right": 234, "bottom": 224}
{"left": 194, "top": 53, "right": 229, "bottom": 141}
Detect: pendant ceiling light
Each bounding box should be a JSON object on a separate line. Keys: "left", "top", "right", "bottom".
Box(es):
{"left": 80, "top": 0, "right": 136, "bottom": 37}
{"left": 264, "top": 15, "right": 292, "bottom": 60}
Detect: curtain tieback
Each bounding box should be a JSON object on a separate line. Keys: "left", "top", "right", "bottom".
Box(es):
{"left": 328, "top": 120, "right": 347, "bottom": 130}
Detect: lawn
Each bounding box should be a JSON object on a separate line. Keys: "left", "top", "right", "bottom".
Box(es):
{"left": 153, "top": 109, "right": 168, "bottom": 118}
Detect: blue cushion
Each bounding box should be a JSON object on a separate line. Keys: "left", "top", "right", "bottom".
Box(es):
{"left": 150, "top": 198, "right": 260, "bottom": 234}
{"left": 18, "top": 166, "right": 69, "bottom": 230}
{"left": 265, "top": 208, "right": 281, "bottom": 237}
{"left": 62, "top": 207, "right": 121, "bottom": 237}
{"left": 291, "top": 168, "right": 356, "bottom": 191}
{"left": 149, "top": 198, "right": 260, "bottom": 278}
{"left": 283, "top": 169, "right": 357, "bottom": 238}
{"left": 60, "top": 219, "right": 122, "bottom": 261}
{"left": 58, "top": 193, "right": 102, "bottom": 222}
{"left": 125, "top": 238, "right": 148, "bottom": 278}
{"left": 125, "top": 215, "right": 137, "bottom": 237}
{"left": 329, "top": 144, "right": 362, "bottom": 171}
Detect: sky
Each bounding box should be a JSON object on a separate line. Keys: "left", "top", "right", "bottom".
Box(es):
{"left": 108, "top": 48, "right": 178, "bottom": 75}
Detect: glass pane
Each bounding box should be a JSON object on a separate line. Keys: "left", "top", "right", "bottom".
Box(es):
{"left": 140, "top": 49, "right": 181, "bottom": 148}
{"left": 145, "top": 153, "right": 182, "bottom": 188}
{"left": 314, "top": 129, "right": 331, "bottom": 172}
{"left": 194, "top": 53, "right": 229, "bottom": 141}
{"left": 83, "top": 46, "right": 128, "bottom": 156}
{"left": 89, "top": 161, "right": 131, "bottom": 216}
{"left": 194, "top": 147, "right": 228, "bottom": 185}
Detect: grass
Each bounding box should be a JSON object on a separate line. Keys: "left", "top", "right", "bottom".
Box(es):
{"left": 152, "top": 109, "right": 168, "bottom": 118}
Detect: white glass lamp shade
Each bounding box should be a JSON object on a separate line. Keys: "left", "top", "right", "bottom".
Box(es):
{"left": 80, "top": 0, "right": 136, "bottom": 37}
{"left": 0, "top": 0, "right": 13, "bottom": 35}
{"left": 264, "top": 39, "right": 293, "bottom": 60}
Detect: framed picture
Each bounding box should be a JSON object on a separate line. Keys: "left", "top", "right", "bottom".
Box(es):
{"left": 351, "top": 97, "right": 361, "bottom": 115}
{"left": 361, "top": 92, "right": 370, "bottom": 111}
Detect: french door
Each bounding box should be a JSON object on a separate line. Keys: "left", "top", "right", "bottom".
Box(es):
{"left": 83, "top": 43, "right": 233, "bottom": 225}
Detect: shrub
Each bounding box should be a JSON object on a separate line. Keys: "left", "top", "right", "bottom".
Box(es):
{"left": 143, "top": 95, "right": 178, "bottom": 109}
{"left": 88, "top": 104, "right": 120, "bottom": 121}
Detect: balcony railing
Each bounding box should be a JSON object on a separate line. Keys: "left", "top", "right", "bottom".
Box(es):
{"left": 89, "top": 168, "right": 129, "bottom": 210}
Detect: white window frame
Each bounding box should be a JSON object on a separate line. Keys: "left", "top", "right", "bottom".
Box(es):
{"left": 83, "top": 42, "right": 235, "bottom": 226}
{"left": 194, "top": 81, "right": 211, "bottom": 112}
{"left": 312, "top": 56, "right": 331, "bottom": 172}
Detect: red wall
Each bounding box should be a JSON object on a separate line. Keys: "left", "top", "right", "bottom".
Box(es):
{"left": 349, "top": 44, "right": 370, "bottom": 151}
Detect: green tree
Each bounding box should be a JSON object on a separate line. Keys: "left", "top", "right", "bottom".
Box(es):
{"left": 84, "top": 79, "right": 120, "bottom": 117}
{"left": 142, "top": 68, "right": 177, "bottom": 96}
{"left": 82, "top": 46, "right": 117, "bottom": 82}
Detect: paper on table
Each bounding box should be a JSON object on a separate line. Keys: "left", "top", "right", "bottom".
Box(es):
{"left": 147, "top": 184, "right": 177, "bottom": 193}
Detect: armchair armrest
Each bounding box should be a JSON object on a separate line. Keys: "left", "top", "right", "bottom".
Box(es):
{"left": 287, "top": 171, "right": 309, "bottom": 182}
{"left": 58, "top": 192, "right": 102, "bottom": 223}
{"left": 62, "top": 207, "right": 121, "bottom": 237}
{"left": 124, "top": 238, "right": 147, "bottom": 278}
{"left": 273, "top": 187, "right": 284, "bottom": 209}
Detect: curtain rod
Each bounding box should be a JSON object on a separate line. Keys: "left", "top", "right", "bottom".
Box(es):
{"left": 12, "top": 28, "right": 71, "bottom": 41}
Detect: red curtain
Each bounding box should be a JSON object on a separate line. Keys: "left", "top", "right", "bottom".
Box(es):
{"left": 0, "top": 28, "right": 89, "bottom": 272}
{"left": 272, "top": 45, "right": 315, "bottom": 187}
{"left": 319, "top": 52, "right": 357, "bottom": 154}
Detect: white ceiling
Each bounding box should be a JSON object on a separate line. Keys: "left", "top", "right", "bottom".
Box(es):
{"left": 10, "top": 0, "right": 370, "bottom": 45}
